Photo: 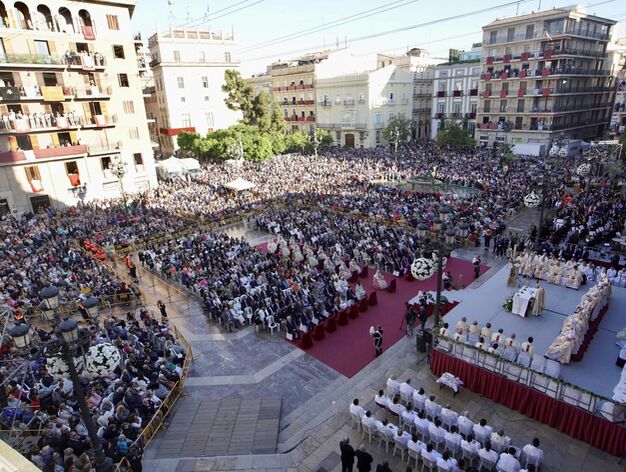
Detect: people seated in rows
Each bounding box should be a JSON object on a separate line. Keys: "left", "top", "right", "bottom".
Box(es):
{"left": 349, "top": 398, "right": 365, "bottom": 419}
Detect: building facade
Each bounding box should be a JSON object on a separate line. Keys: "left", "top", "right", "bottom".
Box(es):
{"left": 377, "top": 49, "right": 441, "bottom": 140}
{"left": 608, "top": 38, "right": 626, "bottom": 136}
{"left": 476, "top": 7, "right": 616, "bottom": 148}
{"left": 315, "top": 65, "right": 413, "bottom": 148}
{"left": 146, "top": 28, "right": 241, "bottom": 155}
{"left": 0, "top": 0, "right": 157, "bottom": 214}
{"left": 430, "top": 59, "right": 481, "bottom": 140}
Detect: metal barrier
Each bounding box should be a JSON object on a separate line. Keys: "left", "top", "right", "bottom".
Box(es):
{"left": 433, "top": 332, "right": 626, "bottom": 420}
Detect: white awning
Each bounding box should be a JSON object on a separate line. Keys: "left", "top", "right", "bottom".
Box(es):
{"left": 223, "top": 177, "right": 256, "bottom": 192}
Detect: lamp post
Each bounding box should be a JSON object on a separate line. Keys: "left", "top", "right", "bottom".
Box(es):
{"left": 110, "top": 156, "right": 128, "bottom": 208}
{"left": 412, "top": 207, "right": 465, "bottom": 327}
{"left": 9, "top": 286, "right": 113, "bottom": 472}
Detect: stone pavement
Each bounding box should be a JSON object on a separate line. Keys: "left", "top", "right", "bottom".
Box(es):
{"left": 126, "top": 219, "right": 624, "bottom": 472}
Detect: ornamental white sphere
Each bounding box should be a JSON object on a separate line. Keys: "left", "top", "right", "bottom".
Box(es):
{"left": 411, "top": 257, "right": 436, "bottom": 280}
{"left": 558, "top": 147, "right": 567, "bottom": 157}
{"left": 577, "top": 163, "right": 591, "bottom": 176}
{"left": 84, "top": 343, "right": 122, "bottom": 376}
{"left": 524, "top": 192, "right": 541, "bottom": 208}
{"left": 549, "top": 146, "right": 559, "bottom": 156}
{"left": 45, "top": 355, "right": 84, "bottom": 377}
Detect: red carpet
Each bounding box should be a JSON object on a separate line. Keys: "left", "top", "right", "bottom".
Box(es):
{"left": 299, "top": 258, "right": 489, "bottom": 378}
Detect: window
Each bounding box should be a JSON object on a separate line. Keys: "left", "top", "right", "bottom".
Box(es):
{"left": 204, "top": 96, "right": 210, "bottom": 102}
{"left": 113, "top": 45, "right": 125, "bottom": 59}
{"left": 128, "top": 127, "right": 139, "bottom": 140}
{"left": 201, "top": 76, "right": 209, "bottom": 88}
{"left": 525, "top": 24, "right": 535, "bottom": 39}
{"left": 499, "top": 100, "right": 507, "bottom": 112}
{"left": 438, "top": 82, "right": 446, "bottom": 92}
{"left": 177, "top": 77, "right": 184, "bottom": 89}
{"left": 453, "top": 102, "right": 461, "bottom": 114}
{"left": 489, "top": 31, "right": 497, "bottom": 44}
{"left": 118, "top": 73, "right": 129, "bottom": 87}
{"left": 42, "top": 72, "right": 58, "bottom": 86}
{"left": 225, "top": 52, "right": 231, "bottom": 63}
{"left": 199, "top": 51, "right": 206, "bottom": 62}
{"left": 173, "top": 50, "right": 181, "bottom": 62}
{"left": 181, "top": 97, "right": 186, "bottom": 103}
{"left": 205, "top": 112, "right": 214, "bottom": 129}
{"left": 34, "top": 40, "right": 50, "bottom": 56}
{"left": 25, "top": 166, "right": 43, "bottom": 192}
{"left": 437, "top": 103, "right": 445, "bottom": 114}
{"left": 100, "top": 156, "right": 112, "bottom": 172}
{"left": 375, "top": 130, "right": 381, "bottom": 144}
{"left": 123, "top": 100, "right": 135, "bottom": 114}
{"left": 375, "top": 113, "right": 382, "bottom": 126}
{"left": 454, "top": 80, "right": 463, "bottom": 91}
{"left": 106, "top": 14, "right": 119, "bottom": 30}
{"left": 517, "top": 99, "right": 525, "bottom": 113}
{"left": 484, "top": 100, "right": 490, "bottom": 113}
{"left": 507, "top": 28, "right": 515, "bottom": 42}
{"left": 133, "top": 153, "right": 144, "bottom": 171}
{"left": 181, "top": 113, "right": 191, "bottom": 127}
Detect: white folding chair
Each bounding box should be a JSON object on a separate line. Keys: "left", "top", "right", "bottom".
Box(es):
{"left": 350, "top": 412, "right": 362, "bottom": 431}
{"left": 361, "top": 422, "right": 378, "bottom": 443}
{"left": 265, "top": 315, "right": 278, "bottom": 335}
{"left": 445, "top": 438, "right": 460, "bottom": 456}
{"left": 416, "top": 423, "right": 429, "bottom": 443}
{"left": 517, "top": 351, "right": 532, "bottom": 367}
{"left": 378, "top": 429, "right": 394, "bottom": 452}
{"left": 461, "top": 443, "right": 478, "bottom": 467}
{"left": 392, "top": 436, "right": 408, "bottom": 461}
{"left": 408, "top": 448, "right": 421, "bottom": 470}
{"left": 421, "top": 456, "right": 437, "bottom": 472}
{"left": 479, "top": 456, "right": 496, "bottom": 472}
{"left": 400, "top": 388, "right": 414, "bottom": 405}
{"left": 544, "top": 359, "right": 561, "bottom": 378}
{"left": 529, "top": 354, "right": 546, "bottom": 373}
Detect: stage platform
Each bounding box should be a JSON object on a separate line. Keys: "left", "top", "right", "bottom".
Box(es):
{"left": 441, "top": 265, "right": 626, "bottom": 399}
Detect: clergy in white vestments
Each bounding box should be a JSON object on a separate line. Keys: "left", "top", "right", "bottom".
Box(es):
{"left": 531, "top": 281, "right": 545, "bottom": 316}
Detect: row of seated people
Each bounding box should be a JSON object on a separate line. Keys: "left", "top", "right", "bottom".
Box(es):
{"left": 347, "top": 378, "right": 544, "bottom": 471}
{"left": 437, "top": 320, "right": 562, "bottom": 380}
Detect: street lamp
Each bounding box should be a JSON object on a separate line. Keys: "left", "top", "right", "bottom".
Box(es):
{"left": 9, "top": 285, "right": 114, "bottom": 472}
{"left": 82, "top": 295, "right": 100, "bottom": 319}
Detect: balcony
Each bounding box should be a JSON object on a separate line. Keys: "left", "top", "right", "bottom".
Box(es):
{"left": 436, "top": 113, "right": 444, "bottom": 119}
{"left": 66, "top": 54, "right": 106, "bottom": 70}
{"left": 82, "top": 115, "right": 117, "bottom": 128}
{"left": 453, "top": 90, "right": 462, "bottom": 97}
{"left": 500, "top": 90, "right": 508, "bottom": 98}
{"left": 0, "top": 116, "right": 83, "bottom": 135}
{"left": 149, "top": 58, "right": 161, "bottom": 67}
{"left": 343, "top": 99, "right": 355, "bottom": 106}
{"left": 484, "top": 28, "right": 610, "bottom": 45}
{"left": 436, "top": 91, "right": 446, "bottom": 97}
{"left": 137, "top": 58, "right": 147, "bottom": 69}
{"left": 0, "top": 53, "right": 65, "bottom": 68}
{"left": 87, "top": 142, "right": 122, "bottom": 155}
{"left": 482, "top": 91, "right": 491, "bottom": 98}
{"left": 318, "top": 101, "right": 332, "bottom": 107}
{"left": 306, "top": 116, "right": 315, "bottom": 122}
{"left": 297, "top": 116, "right": 306, "bottom": 122}
{"left": 469, "top": 112, "right": 476, "bottom": 119}
{"left": 469, "top": 89, "right": 478, "bottom": 96}
{"left": 69, "top": 85, "right": 113, "bottom": 99}
{"left": 0, "top": 145, "right": 88, "bottom": 164}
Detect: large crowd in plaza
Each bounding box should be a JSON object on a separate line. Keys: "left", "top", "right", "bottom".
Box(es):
{"left": 1, "top": 142, "right": 625, "bottom": 471}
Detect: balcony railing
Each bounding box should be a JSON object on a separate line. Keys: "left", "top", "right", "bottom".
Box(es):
{"left": 343, "top": 99, "right": 355, "bottom": 105}
{"left": 0, "top": 53, "right": 65, "bottom": 66}
{"left": 484, "top": 28, "right": 610, "bottom": 45}
{"left": 0, "top": 145, "right": 88, "bottom": 163}
{"left": 453, "top": 90, "right": 462, "bottom": 97}
{"left": 306, "top": 116, "right": 316, "bottom": 122}
{"left": 65, "top": 54, "right": 106, "bottom": 69}
{"left": 484, "top": 67, "right": 611, "bottom": 81}
{"left": 437, "top": 91, "right": 446, "bottom": 97}
{"left": 318, "top": 101, "right": 332, "bottom": 107}
{"left": 87, "top": 142, "right": 123, "bottom": 155}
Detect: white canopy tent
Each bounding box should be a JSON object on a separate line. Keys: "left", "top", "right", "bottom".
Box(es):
{"left": 179, "top": 158, "right": 201, "bottom": 173}
{"left": 223, "top": 177, "right": 256, "bottom": 192}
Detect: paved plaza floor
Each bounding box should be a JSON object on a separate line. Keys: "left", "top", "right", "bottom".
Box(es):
{"left": 126, "top": 216, "right": 625, "bottom": 472}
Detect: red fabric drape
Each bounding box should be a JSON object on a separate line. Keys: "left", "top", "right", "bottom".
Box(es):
{"left": 430, "top": 349, "right": 626, "bottom": 456}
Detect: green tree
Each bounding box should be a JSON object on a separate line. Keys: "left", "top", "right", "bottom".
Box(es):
{"left": 222, "top": 70, "right": 255, "bottom": 121}
{"left": 177, "top": 131, "right": 201, "bottom": 152}
{"left": 383, "top": 115, "right": 412, "bottom": 150}
{"left": 436, "top": 121, "right": 476, "bottom": 149}
{"left": 315, "top": 129, "right": 333, "bottom": 146}
{"left": 284, "top": 131, "right": 310, "bottom": 153}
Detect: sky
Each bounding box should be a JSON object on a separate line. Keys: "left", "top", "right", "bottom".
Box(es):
{"left": 131, "top": 0, "right": 626, "bottom": 76}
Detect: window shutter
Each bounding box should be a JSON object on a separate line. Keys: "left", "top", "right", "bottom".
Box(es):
{"left": 48, "top": 40, "right": 57, "bottom": 55}
{"left": 8, "top": 136, "right": 18, "bottom": 151}
{"left": 69, "top": 131, "right": 78, "bottom": 144}
{"left": 29, "top": 134, "right": 40, "bottom": 149}
{"left": 50, "top": 133, "right": 60, "bottom": 146}
{"left": 82, "top": 103, "right": 92, "bottom": 122}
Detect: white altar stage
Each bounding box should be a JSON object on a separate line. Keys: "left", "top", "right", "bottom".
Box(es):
{"left": 440, "top": 265, "right": 626, "bottom": 398}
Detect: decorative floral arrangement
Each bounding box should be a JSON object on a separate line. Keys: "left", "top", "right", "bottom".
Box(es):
{"left": 502, "top": 295, "right": 513, "bottom": 312}
{"left": 411, "top": 257, "right": 436, "bottom": 280}
{"left": 84, "top": 343, "right": 122, "bottom": 376}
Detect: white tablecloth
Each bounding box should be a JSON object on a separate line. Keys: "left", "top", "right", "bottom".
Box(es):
{"left": 437, "top": 372, "right": 464, "bottom": 393}
{"left": 512, "top": 287, "right": 538, "bottom": 317}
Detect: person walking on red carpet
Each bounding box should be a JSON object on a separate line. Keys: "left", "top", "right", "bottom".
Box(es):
{"left": 373, "top": 325, "right": 384, "bottom": 357}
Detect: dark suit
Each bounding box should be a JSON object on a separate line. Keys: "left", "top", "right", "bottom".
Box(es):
{"left": 375, "top": 464, "right": 392, "bottom": 472}
{"left": 340, "top": 441, "right": 355, "bottom": 472}
{"left": 355, "top": 449, "right": 373, "bottom": 472}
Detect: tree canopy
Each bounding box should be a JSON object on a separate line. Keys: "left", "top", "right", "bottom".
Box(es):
{"left": 383, "top": 115, "right": 412, "bottom": 146}
{"left": 436, "top": 121, "right": 476, "bottom": 150}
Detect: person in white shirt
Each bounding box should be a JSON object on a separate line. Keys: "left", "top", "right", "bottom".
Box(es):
{"left": 490, "top": 428, "right": 511, "bottom": 453}
{"left": 455, "top": 316, "right": 468, "bottom": 334}
{"left": 444, "top": 426, "right": 463, "bottom": 451}
{"left": 456, "top": 411, "right": 474, "bottom": 438}
{"left": 520, "top": 336, "right": 535, "bottom": 355}
{"left": 412, "top": 387, "right": 427, "bottom": 411}
{"left": 349, "top": 398, "right": 365, "bottom": 419}
{"left": 497, "top": 447, "right": 521, "bottom": 472}
{"left": 388, "top": 396, "right": 406, "bottom": 416}
{"left": 440, "top": 404, "right": 458, "bottom": 429}
{"left": 374, "top": 389, "right": 390, "bottom": 409}
{"left": 521, "top": 438, "right": 544, "bottom": 469}
{"left": 395, "top": 428, "right": 411, "bottom": 447}
{"left": 491, "top": 328, "right": 505, "bottom": 345}
{"left": 407, "top": 433, "right": 423, "bottom": 455}
{"left": 361, "top": 410, "right": 376, "bottom": 429}
{"left": 428, "top": 418, "right": 445, "bottom": 446}
{"left": 472, "top": 418, "right": 493, "bottom": 444}
{"left": 479, "top": 441, "right": 499, "bottom": 466}
{"left": 475, "top": 336, "right": 486, "bottom": 350}
{"left": 505, "top": 333, "right": 519, "bottom": 350}
{"left": 401, "top": 404, "right": 417, "bottom": 428}
{"left": 461, "top": 433, "right": 480, "bottom": 457}
{"left": 480, "top": 322, "right": 493, "bottom": 339}
{"left": 439, "top": 322, "right": 450, "bottom": 338}
{"left": 421, "top": 443, "right": 441, "bottom": 463}
{"left": 437, "top": 450, "right": 458, "bottom": 471}
{"left": 399, "top": 378, "right": 414, "bottom": 399}
{"left": 375, "top": 418, "right": 390, "bottom": 436}
{"left": 468, "top": 320, "right": 480, "bottom": 335}
{"left": 386, "top": 375, "right": 400, "bottom": 396}
{"left": 413, "top": 411, "right": 430, "bottom": 436}
{"left": 424, "top": 395, "right": 441, "bottom": 420}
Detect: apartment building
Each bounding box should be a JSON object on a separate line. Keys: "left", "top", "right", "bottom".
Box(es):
{"left": 476, "top": 7, "right": 616, "bottom": 148}
{"left": 609, "top": 38, "right": 626, "bottom": 136}
{"left": 0, "top": 0, "right": 157, "bottom": 214}
{"left": 377, "top": 48, "right": 441, "bottom": 139}
{"left": 430, "top": 59, "right": 481, "bottom": 140}
{"left": 315, "top": 64, "right": 413, "bottom": 148}
{"left": 146, "top": 28, "right": 241, "bottom": 155}
{"left": 246, "top": 68, "right": 272, "bottom": 97}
